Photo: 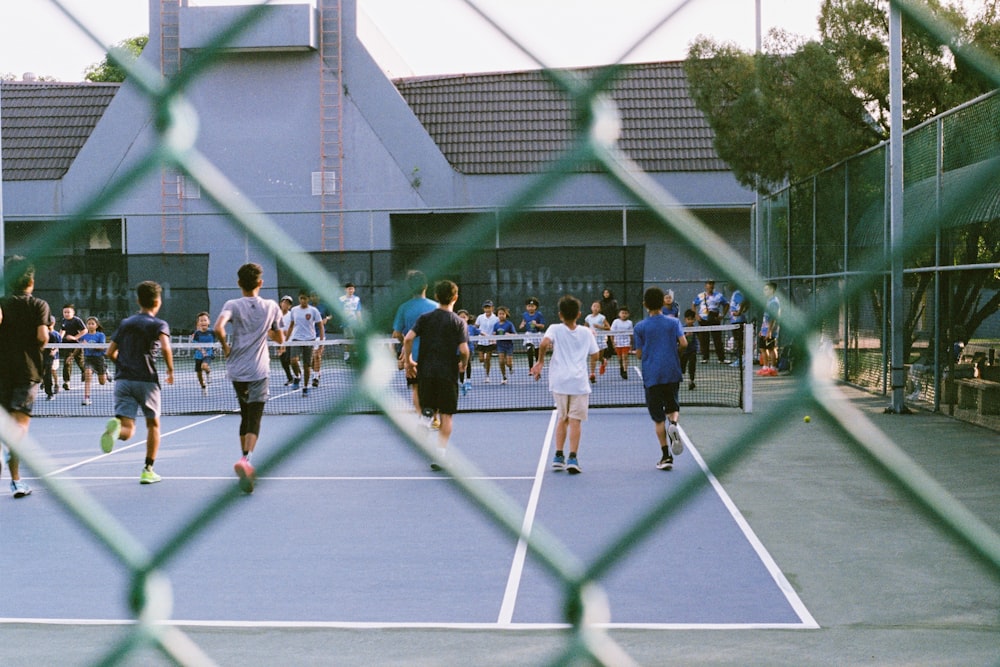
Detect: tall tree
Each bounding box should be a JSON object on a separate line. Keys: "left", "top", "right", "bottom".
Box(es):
{"left": 84, "top": 36, "right": 148, "bottom": 83}
{"left": 685, "top": 0, "right": 1000, "bottom": 190}
{"left": 685, "top": 0, "right": 1000, "bottom": 352}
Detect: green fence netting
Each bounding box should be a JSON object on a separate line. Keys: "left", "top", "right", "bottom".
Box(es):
{"left": 3, "top": 1, "right": 1000, "bottom": 665}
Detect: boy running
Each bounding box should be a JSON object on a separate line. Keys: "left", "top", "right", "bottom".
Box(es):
{"left": 191, "top": 311, "right": 215, "bottom": 394}
{"left": 80, "top": 316, "right": 108, "bottom": 406}
{"left": 287, "top": 290, "right": 323, "bottom": 395}
{"left": 100, "top": 281, "right": 175, "bottom": 484}
{"left": 634, "top": 286, "right": 687, "bottom": 471}
{"left": 0, "top": 257, "right": 51, "bottom": 498}
{"left": 519, "top": 297, "right": 546, "bottom": 369}
{"left": 610, "top": 306, "right": 634, "bottom": 379}
{"left": 493, "top": 306, "right": 516, "bottom": 384}
{"left": 584, "top": 300, "right": 610, "bottom": 382}
{"left": 530, "top": 295, "right": 599, "bottom": 475}
{"left": 58, "top": 303, "right": 86, "bottom": 390}
{"left": 474, "top": 300, "right": 499, "bottom": 383}
{"left": 213, "top": 263, "right": 284, "bottom": 493}
{"left": 402, "top": 280, "right": 470, "bottom": 471}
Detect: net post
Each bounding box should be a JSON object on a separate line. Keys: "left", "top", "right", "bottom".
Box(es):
{"left": 742, "top": 323, "right": 755, "bottom": 413}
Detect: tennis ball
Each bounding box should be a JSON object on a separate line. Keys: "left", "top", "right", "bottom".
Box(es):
{"left": 803, "top": 415, "right": 811, "bottom": 423}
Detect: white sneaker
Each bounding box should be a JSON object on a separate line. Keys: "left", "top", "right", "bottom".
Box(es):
{"left": 667, "top": 422, "right": 683, "bottom": 456}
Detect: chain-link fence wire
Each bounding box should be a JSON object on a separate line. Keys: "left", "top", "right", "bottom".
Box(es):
{"left": 761, "top": 5, "right": 1000, "bottom": 416}
{"left": 4, "top": 0, "right": 1000, "bottom": 664}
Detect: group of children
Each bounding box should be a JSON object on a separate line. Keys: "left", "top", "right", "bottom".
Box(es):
{"left": 451, "top": 296, "right": 643, "bottom": 388}
{"left": 47, "top": 305, "right": 216, "bottom": 405}
{"left": 41, "top": 305, "right": 115, "bottom": 406}
{"left": 453, "top": 298, "right": 546, "bottom": 387}
{"left": 527, "top": 287, "right": 687, "bottom": 474}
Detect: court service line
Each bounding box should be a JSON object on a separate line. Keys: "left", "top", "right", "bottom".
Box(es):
{"left": 497, "top": 409, "right": 557, "bottom": 624}
{"left": 0, "top": 618, "right": 818, "bottom": 630}
{"left": 682, "top": 426, "right": 820, "bottom": 629}
{"left": 56, "top": 475, "right": 535, "bottom": 482}
{"left": 42, "top": 414, "right": 229, "bottom": 477}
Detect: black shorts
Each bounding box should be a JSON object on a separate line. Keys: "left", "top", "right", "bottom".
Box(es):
{"left": 758, "top": 335, "right": 777, "bottom": 351}
{"left": 417, "top": 376, "right": 459, "bottom": 415}
{"left": 478, "top": 344, "right": 496, "bottom": 354}
{"left": 644, "top": 382, "right": 680, "bottom": 423}
{"left": 84, "top": 355, "right": 108, "bottom": 376}
{"left": 0, "top": 382, "right": 40, "bottom": 417}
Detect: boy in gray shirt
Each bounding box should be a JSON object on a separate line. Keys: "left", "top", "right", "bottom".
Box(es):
{"left": 214, "top": 263, "right": 285, "bottom": 493}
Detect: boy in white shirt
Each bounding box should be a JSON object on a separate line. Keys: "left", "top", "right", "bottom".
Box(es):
{"left": 610, "top": 305, "right": 634, "bottom": 379}
{"left": 474, "top": 300, "right": 499, "bottom": 383}
{"left": 530, "top": 295, "right": 600, "bottom": 474}
{"left": 286, "top": 290, "right": 324, "bottom": 395}
{"left": 584, "top": 300, "right": 610, "bottom": 382}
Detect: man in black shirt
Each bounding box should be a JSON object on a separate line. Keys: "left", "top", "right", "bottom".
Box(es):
{"left": 0, "top": 257, "right": 51, "bottom": 498}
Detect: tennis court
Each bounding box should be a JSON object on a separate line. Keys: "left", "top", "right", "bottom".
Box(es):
{"left": 2, "top": 402, "right": 808, "bottom": 626}
{"left": 2, "top": 1, "right": 998, "bottom": 664}
{"left": 3, "top": 378, "right": 998, "bottom": 665}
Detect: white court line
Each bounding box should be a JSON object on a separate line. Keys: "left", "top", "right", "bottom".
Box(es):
{"left": 51, "top": 475, "right": 535, "bottom": 482}
{"left": 41, "top": 414, "right": 228, "bottom": 477}
{"left": 0, "top": 617, "right": 812, "bottom": 630}
{"left": 680, "top": 425, "right": 819, "bottom": 629}
{"left": 497, "top": 409, "right": 556, "bottom": 624}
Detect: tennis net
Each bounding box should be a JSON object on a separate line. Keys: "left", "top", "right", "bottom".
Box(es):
{"left": 37, "top": 324, "right": 752, "bottom": 417}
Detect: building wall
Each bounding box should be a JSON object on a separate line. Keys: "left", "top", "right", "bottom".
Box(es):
{"left": 2, "top": 0, "right": 754, "bottom": 326}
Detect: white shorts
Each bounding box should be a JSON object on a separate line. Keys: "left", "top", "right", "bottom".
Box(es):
{"left": 553, "top": 392, "right": 589, "bottom": 422}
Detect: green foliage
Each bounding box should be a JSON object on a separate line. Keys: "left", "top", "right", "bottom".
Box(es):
{"left": 84, "top": 35, "right": 148, "bottom": 83}
{"left": 684, "top": 0, "right": 1000, "bottom": 192}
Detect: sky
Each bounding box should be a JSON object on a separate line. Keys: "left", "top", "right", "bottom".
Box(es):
{"left": 0, "top": 0, "right": 824, "bottom": 83}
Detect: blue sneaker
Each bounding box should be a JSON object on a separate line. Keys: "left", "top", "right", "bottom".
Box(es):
{"left": 11, "top": 479, "right": 32, "bottom": 498}
{"left": 565, "top": 456, "right": 581, "bottom": 474}
{"left": 292, "top": 378, "right": 300, "bottom": 389}
{"left": 459, "top": 381, "right": 468, "bottom": 396}
{"left": 552, "top": 453, "right": 565, "bottom": 471}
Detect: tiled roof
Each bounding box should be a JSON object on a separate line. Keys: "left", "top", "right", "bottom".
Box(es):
{"left": 394, "top": 61, "right": 728, "bottom": 175}
{"left": 1, "top": 81, "right": 120, "bottom": 181}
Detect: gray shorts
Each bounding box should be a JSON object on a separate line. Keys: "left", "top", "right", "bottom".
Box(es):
{"left": 114, "top": 379, "right": 162, "bottom": 421}
{"left": 233, "top": 377, "right": 269, "bottom": 404}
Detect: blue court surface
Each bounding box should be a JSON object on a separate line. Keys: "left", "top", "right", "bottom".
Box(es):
{"left": 0, "top": 409, "right": 816, "bottom": 630}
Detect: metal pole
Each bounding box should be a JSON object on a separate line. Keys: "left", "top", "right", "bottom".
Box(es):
{"left": 887, "top": 2, "right": 907, "bottom": 413}
{"left": 753, "top": 0, "right": 762, "bottom": 272}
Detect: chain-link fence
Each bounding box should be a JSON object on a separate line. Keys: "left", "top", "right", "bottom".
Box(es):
{"left": 3, "top": 1, "right": 1000, "bottom": 665}
{"left": 759, "top": 87, "right": 1000, "bottom": 429}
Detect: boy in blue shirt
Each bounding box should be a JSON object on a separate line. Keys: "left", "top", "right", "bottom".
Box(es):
{"left": 392, "top": 271, "right": 438, "bottom": 417}
{"left": 634, "top": 286, "right": 687, "bottom": 471}
{"left": 100, "top": 281, "right": 175, "bottom": 484}
{"left": 519, "top": 297, "right": 546, "bottom": 370}
{"left": 493, "top": 306, "right": 516, "bottom": 384}
{"left": 726, "top": 282, "right": 748, "bottom": 365}
{"left": 457, "top": 309, "right": 477, "bottom": 394}
{"left": 80, "top": 316, "right": 108, "bottom": 406}
{"left": 191, "top": 311, "right": 215, "bottom": 395}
